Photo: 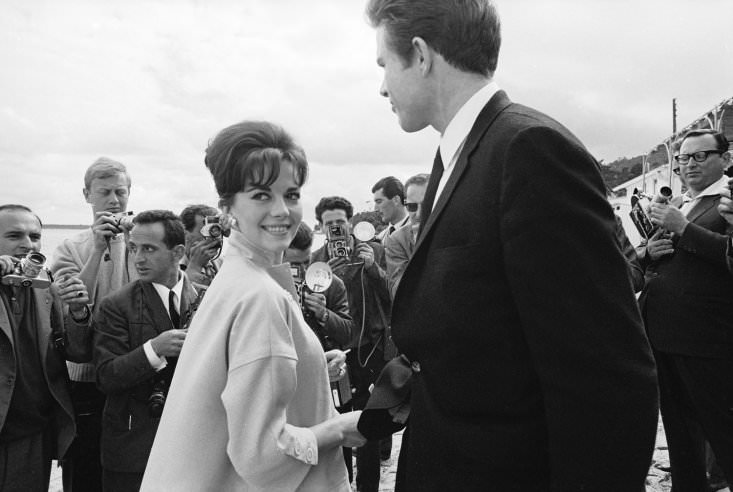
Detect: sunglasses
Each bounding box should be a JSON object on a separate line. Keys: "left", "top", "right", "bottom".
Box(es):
{"left": 405, "top": 202, "right": 419, "bottom": 212}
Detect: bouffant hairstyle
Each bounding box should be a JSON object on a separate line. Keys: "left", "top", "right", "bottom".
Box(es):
{"left": 204, "top": 121, "right": 308, "bottom": 208}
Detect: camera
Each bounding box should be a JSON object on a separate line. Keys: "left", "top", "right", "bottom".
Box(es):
{"left": 111, "top": 211, "right": 135, "bottom": 231}
{"left": 290, "top": 263, "right": 314, "bottom": 321}
{"left": 148, "top": 379, "right": 167, "bottom": 418}
{"left": 325, "top": 224, "right": 351, "bottom": 258}
{"left": 629, "top": 187, "right": 673, "bottom": 240}
{"left": 200, "top": 215, "right": 227, "bottom": 239}
{"left": 1, "top": 251, "right": 52, "bottom": 289}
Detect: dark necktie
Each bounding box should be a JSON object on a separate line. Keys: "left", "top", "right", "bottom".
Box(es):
{"left": 168, "top": 290, "right": 180, "bottom": 328}
{"left": 419, "top": 149, "right": 445, "bottom": 237}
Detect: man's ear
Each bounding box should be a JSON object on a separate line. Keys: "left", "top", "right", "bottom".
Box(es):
{"left": 411, "top": 36, "right": 433, "bottom": 75}
{"left": 172, "top": 244, "right": 186, "bottom": 262}
{"left": 83, "top": 188, "right": 91, "bottom": 203}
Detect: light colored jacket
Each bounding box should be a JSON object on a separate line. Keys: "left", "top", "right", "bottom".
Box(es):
{"left": 141, "top": 231, "right": 349, "bottom": 492}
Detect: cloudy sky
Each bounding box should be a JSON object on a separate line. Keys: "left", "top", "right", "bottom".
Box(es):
{"left": 1, "top": 0, "right": 731, "bottom": 225}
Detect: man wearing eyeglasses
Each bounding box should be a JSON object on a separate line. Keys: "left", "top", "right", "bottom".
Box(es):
{"left": 640, "top": 128, "right": 733, "bottom": 490}
{"left": 384, "top": 173, "right": 429, "bottom": 299}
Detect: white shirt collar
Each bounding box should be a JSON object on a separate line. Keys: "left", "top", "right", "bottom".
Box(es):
{"left": 152, "top": 271, "right": 184, "bottom": 314}
{"left": 684, "top": 175, "right": 729, "bottom": 202}
{"left": 439, "top": 80, "right": 500, "bottom": 169}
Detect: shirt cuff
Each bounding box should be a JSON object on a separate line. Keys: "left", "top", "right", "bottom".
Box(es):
{"left": 277, "top": 424, "right": 318, "bottom": 465}
{"left": 143, "top": 340, "right": 167, "bottom": 371}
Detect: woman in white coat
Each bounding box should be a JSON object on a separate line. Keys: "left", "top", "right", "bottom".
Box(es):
{"left": 141, "top": 121, "right": 364, "bottom": 491}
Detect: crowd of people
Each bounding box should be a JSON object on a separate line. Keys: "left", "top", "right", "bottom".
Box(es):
{"left": 0, "top": 0, "right": 732, "bottom": 491}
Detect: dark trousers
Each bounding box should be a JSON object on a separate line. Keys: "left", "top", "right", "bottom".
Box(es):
{"left": 656, "top": 351, "right": 733, "bottom": 492}
{"left": 348, "top": 345, "right": 386, "bottom": 492}
{"left": 102, "top": 469, "right": 143, "bottom": 492}
{"left": 63, "top": 381, "right": 105, "bottom": 492}
{"left": 0, "top": 430, "right": 53, "bottom": 492}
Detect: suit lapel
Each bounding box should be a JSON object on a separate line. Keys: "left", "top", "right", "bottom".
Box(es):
{"left": 0, "top": 293, "right": 12, "bottom": 347}
{"left": 414, "top": 90, "right": 513, "bottom": 255}
{"left": 178, "top": 275, "right": 198, "bottom": 328}
{"left": 141, "top": 281, "right": 174, "bottom": 333}
{"left": 686, "top": 195, "right": 718, "bottom": 223}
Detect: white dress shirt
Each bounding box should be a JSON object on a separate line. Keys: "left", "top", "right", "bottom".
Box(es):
{"left": 434, "top": 80, "right": 501, "bottom": 204}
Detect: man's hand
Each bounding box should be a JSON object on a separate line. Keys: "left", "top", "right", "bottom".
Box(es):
{"left": 645, "top": 229, "right": 675, "bottom": 261}
{"left": 354, "top": 243, "right": 375, "bottom": 269}
{"left": 327, "top": 257, "right": 356, "bottom": 281}
{"left": 91, "top": 212, "right": 124, "bottom": 252}
{"left": 718, "top": 192, "right": 733, "bottom": 227}
{"left": 649, "top": 202, "right": 689, "bottom": 235}
{"left": 325, "top": 349, "right": 347, "bottom": 382}
{"left": 0, "top": 255, "right": 18, "bottom": 276}
{"left": 187, "top": 238, "right": 220, "bottom": 271}
{"left": 303, "top": 291, "right": 327, "bottom": 322}
{"left": 150, "top": 329, "right": 187, "bottom": 358}
{"left": 54, "top": 275, "right": 90, "bottom": 315}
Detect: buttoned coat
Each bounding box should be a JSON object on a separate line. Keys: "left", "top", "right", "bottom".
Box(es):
{"left": 390, "top": 91, "right": 659, "bottom": 491}
{"left": 639, "top": 194, "right": 733, "bottom": 357}
{"left": 93, "top": 276, "right": 197, "bottom": 473}
{"left": 0, "top": 287, "right": 76, "bottom": 458}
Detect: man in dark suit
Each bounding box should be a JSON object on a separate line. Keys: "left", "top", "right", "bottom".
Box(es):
{"left": 94, "top": 210, "right": 197, "bottom": 491}
{"left": 641, "top": 129, "right": 733, "bottom": 490}
{"left": 365, "top": 1, "right": 659, "bottom": 490}
{"left": 0, "top": 204, "right": 91, "bottom": 491}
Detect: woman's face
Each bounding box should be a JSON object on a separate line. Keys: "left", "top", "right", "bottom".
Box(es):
{"left": 228, "top": 159, "right": 303, "bottom": 255}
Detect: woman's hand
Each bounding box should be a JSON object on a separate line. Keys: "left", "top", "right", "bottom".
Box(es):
{"left": 310, "top": 410, "right": 366, "bottom": 449}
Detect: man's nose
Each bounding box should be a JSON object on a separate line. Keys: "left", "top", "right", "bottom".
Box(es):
{"left": 379, "top": 79, "right": 388, "bottom": 98}
{"left": 18, "top": 235, "right": 33, "bottom": 251}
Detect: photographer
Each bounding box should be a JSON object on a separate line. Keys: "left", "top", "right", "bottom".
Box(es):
{"left": 311, "top": 196, "right": 391, "bottom": 492}
{"left": 179, "top": 204, "right": 224, "bottom": 286}
{"left": 50, "top": 157, "right": 139, "bottom": 492}
{"left": 639, "top": 129, "right": 733, "bottom": 489}
{"left": 284, "top": 221, "right": 356, "bottom": 480}
{"left": 0, "top": 204, "right": 91, "bottom": 491}
{"left": 93, "top": 210, "right": 197, "bottom": 492}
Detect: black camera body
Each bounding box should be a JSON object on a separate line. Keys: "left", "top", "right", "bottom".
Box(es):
{"left": 290, "top": 263, "right": 315, "bottom": 321}
{"left": 148, "top": 379, "right": 167, "bottom": 418}
{"left": 325, "top": 224, "right": 351, "bottom": 258}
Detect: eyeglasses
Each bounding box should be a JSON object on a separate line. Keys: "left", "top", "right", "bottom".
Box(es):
{"left": 405, "top": 202, "right": 419, "bottom": 212}
{"left": 674, "top": 150, "right": 724, "bottom": 164}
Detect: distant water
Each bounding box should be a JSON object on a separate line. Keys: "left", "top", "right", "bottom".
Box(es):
{"left": 42, "top": 226, "right": 87, "bottom": 259}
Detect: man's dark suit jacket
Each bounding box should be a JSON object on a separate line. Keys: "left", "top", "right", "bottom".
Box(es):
{"left": 0, "top": 287, "right": 77, "bottom": 458}
{"left": 391, "top": 91, "right": 659, "bottom": 491}
{"left": 93, "top": 277, "right": 197, "bottom": 473}
{"left": 639, "top": 194, "right": 733, "bottom": 357}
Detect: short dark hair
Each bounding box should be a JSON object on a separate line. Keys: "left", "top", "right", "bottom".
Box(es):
{"left": 681, "top": 129, "right": 730, "bottom": 153}
{"left": 84, "top": 157, "right": 130, "bottom": 190}
{"left": 366, "top": 0, "right": 501, "bottom": 76}
{"left": 132, "top": 210, "right": 185, "bottom": 249}
{"left": 0, "top": 204, "right": 43, "bottom": 227}
{"left": 204, "top": 121, "right": 308, "bottom": 208}
{"left": 404, "top": 173, "right": 430, "bottom": 191}
{"left": 372, "top": 176, "right": 405, "bottom": 202}
{"left": 179, "top": 204, "right": 219, "bottom": 232}
{"left": 289, "top": 222, "right": 313, "bottom": 251}
{"left": 315, "top": 196, "right": 354, "bottom": 224}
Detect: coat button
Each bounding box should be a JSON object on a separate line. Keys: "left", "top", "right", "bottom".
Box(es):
{"left": 411, "top": 361, "right": 421, "bottom": 373}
